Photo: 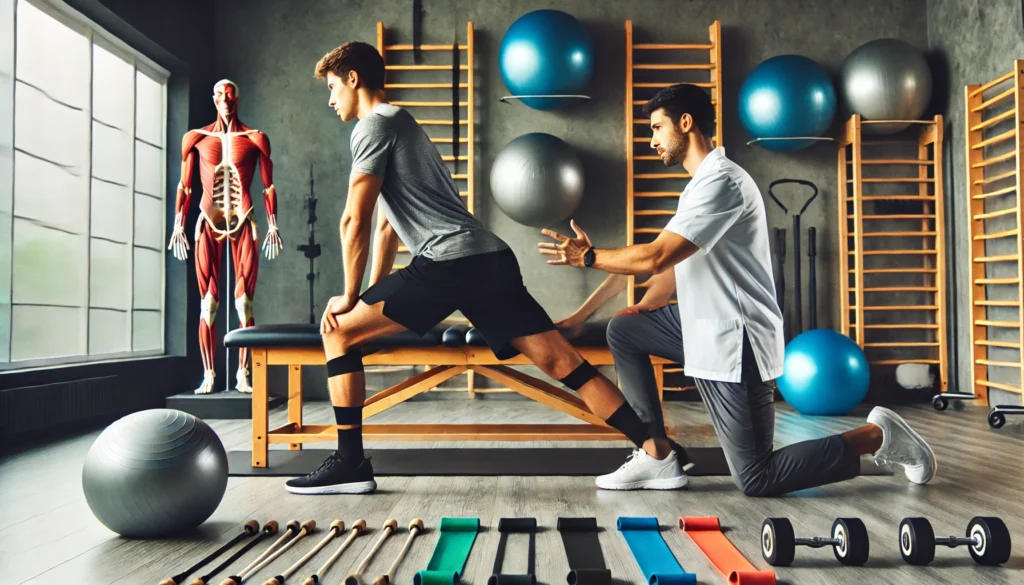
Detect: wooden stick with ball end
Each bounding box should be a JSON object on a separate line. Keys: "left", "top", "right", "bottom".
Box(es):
{"left": 344, "top": 519, "right": 399, "bottom": 585}
{"left": 187, "top": 521, "right": 280, "bottom": 585}
{"left": 160, "top": 521, "right": 260, "bottom": 585}
{"left": 261, "top": 520, "right": 345, "bottom": 585}
{"left": 301, "top": 520, "right": 366, "bottom": 585}
{"left": 220, "top": 520, "right": 316, "bottom": 585}
{"left": 372, "top": 519, "right": 424, "bottom": 585}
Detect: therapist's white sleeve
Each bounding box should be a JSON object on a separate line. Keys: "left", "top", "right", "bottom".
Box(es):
{"left": 664, "top": 175, "right": 743, "bottom": 254}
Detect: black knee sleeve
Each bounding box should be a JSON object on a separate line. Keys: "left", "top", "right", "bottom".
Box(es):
{"left": 326, "top": 350, "right": 363, "bottom": 377}
{"left": 560, "top": 360, "right": 599, "bottom": 390}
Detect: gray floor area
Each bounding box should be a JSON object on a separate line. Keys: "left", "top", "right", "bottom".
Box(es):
{"left": 3, "top": 398, "right": 1024, "bottom": 585}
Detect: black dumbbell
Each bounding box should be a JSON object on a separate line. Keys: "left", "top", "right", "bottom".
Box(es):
{"left": 899, "top": 516, "right": 1011, "bottom": 566}
{"left": 761, "top": 517, "right": 869, "bottom": 566}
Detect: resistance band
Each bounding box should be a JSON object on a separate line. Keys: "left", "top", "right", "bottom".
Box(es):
{"left": 488, "top": 517, "right": 537, "bottom": 585}
{"left": 617, "top": 517, "right": 696, "bottom": 585}
{"left": 414, "top": 517, "right": 480, "bottom": 585}
{"left": 557, "top": 517, "right": 611, "bottom": 585}
{"left": 679, "top": 517, "right": 775, "bottom": 585}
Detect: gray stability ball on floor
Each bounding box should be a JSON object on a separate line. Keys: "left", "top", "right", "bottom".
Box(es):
{"left": 82, "top": 409, "right": 228, "bottom": 538}
{"left": 490, "top": 132, "right": 584, "bottom": 227}
{"left": 840, "top": 38, "right": 933, "bottom": 135}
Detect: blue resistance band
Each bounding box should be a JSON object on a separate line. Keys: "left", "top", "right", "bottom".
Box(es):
{"left": 617, "top": 517, "right": 696, "bottom": 585}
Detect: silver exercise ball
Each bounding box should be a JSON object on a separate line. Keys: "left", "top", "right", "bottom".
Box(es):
{"left": 490, "top": 132, "right": 584, "bottom": 227}
{"left": 840, "top": 38, "right": 933, "bottom": 134}
{"left": 82, "top": 409, "right": 228, "bottom": 538}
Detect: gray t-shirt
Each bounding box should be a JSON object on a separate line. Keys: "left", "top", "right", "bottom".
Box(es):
{"left": 350, "top": 103, "right": 508, "bottom": 261}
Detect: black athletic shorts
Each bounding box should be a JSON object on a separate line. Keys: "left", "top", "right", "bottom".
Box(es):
{"left": 359, "top": 247, "right": 555, "bottom": 359}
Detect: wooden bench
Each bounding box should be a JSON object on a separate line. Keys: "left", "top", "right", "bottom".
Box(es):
{"left": 225, "top": 323, "right": 674, "bottom": 468}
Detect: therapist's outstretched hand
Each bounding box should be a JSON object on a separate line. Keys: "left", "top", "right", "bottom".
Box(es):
{"left": 538, "top": 219, "right": 592, "bottom": 267}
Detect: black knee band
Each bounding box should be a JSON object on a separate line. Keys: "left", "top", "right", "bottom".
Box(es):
{"left": 334, "top": 406, "right": 362, "bottom": 426}
{"left": 326, "top": 351, "right": 363, "bottom": 377}
{"left": 560, "top": 361, "right": 599, "bottom": 391}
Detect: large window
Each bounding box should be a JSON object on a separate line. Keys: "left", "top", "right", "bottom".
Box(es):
{"left": 0, "top": 0, "right": 169, "bottom": 369}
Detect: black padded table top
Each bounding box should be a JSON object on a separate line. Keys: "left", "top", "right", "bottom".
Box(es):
{"left": 223, "top": 318, "right": 613, "bottom": 349}
{"left": 223, "top": 323, "right": 444, "bottom": 349}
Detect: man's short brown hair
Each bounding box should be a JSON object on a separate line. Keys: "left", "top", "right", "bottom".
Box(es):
{"left": 314, "top": 41, "right": 385, "bottom": 90}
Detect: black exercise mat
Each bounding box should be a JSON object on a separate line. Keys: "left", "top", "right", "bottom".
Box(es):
{"left": 228, "top": 448, "right": 892, "bottom": 477}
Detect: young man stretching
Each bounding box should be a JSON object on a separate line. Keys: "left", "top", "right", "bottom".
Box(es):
{"left": 284, "top": 42, "right": 689, "bottom": 494}
{"left": 539, "top": 83, "right": 938, "bottom": 495}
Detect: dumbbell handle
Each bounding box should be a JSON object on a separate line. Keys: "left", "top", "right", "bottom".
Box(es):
{"left": 794, "top": 536, "right": 842, "bottom": 549}
{"left": 936, "top": 535, "right": 980, "bottom": 548}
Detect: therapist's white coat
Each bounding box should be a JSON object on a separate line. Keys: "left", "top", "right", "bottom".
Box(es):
{"left": 663, "top": 147, "right": 785, "bottom": 383}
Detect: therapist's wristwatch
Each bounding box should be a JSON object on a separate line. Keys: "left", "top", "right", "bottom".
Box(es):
{"left": 583, "top": 246, "right": 596, "bottom": 267}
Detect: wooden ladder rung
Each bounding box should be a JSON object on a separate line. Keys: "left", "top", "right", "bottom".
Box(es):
{"left": 859, "top": 158, "right": 934, "bottom": 165}
{"left": 974, "top": 254, "right": 1020, "bottom": 263}
{"left": 971, "top": 87, "right": 1015, "bottom": 112}
{"left": 634, "top": 210, "right": 675, "bottom": 216}
{"left": 974, "top": 229, "right": 1019, "bottom": 241}
{"left": 632, "top": 63, "right": 715, "bottom": 70}
{"left": 633, "top": 81, "right": 715, "bottom": 88}
{"left": 856, "top": 305, "right": 939, "bottom": 311}
{"left": 848, "top": 177, "right": 935, "bottom": 184}
{"left": 635, "top": 155, "right": 663, "bottom": 160}
{"left": 975, "top": 300, "right": 1020, "bottom": 307}
{"left": 632, "top": 42, "right": 714, "bottom": 50}
{"left": 973, "top": 207, "right": 1017, "bottom": 220}
{"left": 862, "top": 214, "right": 936, "bottom": 219}
{"left": 973, "top": 185, "right": 1017, "bottom": 199}
{"left": 972, "top": 150, "right": 1016, "bottom": 169}
{"left": 977, "top": 380, "right": 1024, "bottom": 393}
{"left": 393, "top": 101, "right": 468, "bottom": 107}
{"left": 863, "top": 287, "right": 937, "bottom": 292}
{"left": 386, "top": 65, "right": 469, "bottom": 71}
{"left": 849, "top": 250, "right": 936, "bottom": 255}
{"left": 971, "top": 128, "right": 1017, "bottom": 150}
{"left": 975, "top": 278, "right": 1021, "bottom": 284}
{"left": 451, "top": 173, "right": 467, "bottom": 180}
{"left": 419, "top": 120, "right": 469, "bottom": 126}
{"left": 863, "top": 323, "right": 939, "bottom": 329}
{"left": 441, "top": 155, "right": 469, "bottom": 162}
{"left": 635, "top": 173, "right": 690, "bottom": 179}
{"left": 862, "top": 231, "right": 936, "bottom": 237}
{"left": 969, "top": 71, "right": 1014, "bottom": 98}
{"left": 635, "top": 228, "right": 663, "bottom": 234}
{"left": 386, "top": 83, "right": 469, "bottom": 89}
{"left": 850, "top": 268, "right": 937, "bottom": 274}
{"left": 385, "top": 43, "right": 468, "bottom": 51}
{"left": 846, "top": 195, "right": 936, "bottom": 201}
{"left": 970, "top": 108, "right": 1016, "bottom": 132}
{"left": 975, "top": 320, "right": 1022, "bottom": 328}
{"left": 976, "top": 340, "right": 1023, "bottom": 348}
{"left": 634, "top": 192, "right": 680, "bottom": 198}
{"left": 430, "top": 138, "right": 469, "bottom": 144}
{"left": 976, "top": 359, "right": 1021, "bottom": 368}
{"left": 974, "top": 168, "right": 1017, "bottom": 185}
{"left": 872, "top": 359, "right": 941, "bottom": 365}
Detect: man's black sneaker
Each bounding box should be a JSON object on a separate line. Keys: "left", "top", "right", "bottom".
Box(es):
{"left": 284, "top": 452, "right": 377, "bottom": 495}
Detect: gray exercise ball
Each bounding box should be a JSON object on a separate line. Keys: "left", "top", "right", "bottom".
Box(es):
{"left": 82, "top": 409, "right": 228, "bottom": 538}
{"left": 490, "top": 132, "right": 584, "bottom": 227}
{"left": 840, "top": 38, "right": 933, "bottom": 135}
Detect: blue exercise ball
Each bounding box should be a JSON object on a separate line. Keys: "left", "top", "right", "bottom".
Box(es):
{"left": 498, "top": 10, "right": 594, "bottom": 110}
{"left": 738, "top": 55, "right": 837, "bottom": 151}
{"left": 777, "top": 329, "right": 870, "bottom": 415}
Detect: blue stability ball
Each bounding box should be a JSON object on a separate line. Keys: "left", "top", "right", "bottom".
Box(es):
{"left": 499, "top": 10, "right": 594, "bottom": 110}
{"left": 777, "top": 329, "right": 870, "bottom": 416}
{"left": 738, "top": 55, "right": 837, "bottom": 151}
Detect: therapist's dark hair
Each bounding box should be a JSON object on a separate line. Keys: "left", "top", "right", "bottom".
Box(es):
{"left": 643, "top": 84, "right": 716, "bottom": 138}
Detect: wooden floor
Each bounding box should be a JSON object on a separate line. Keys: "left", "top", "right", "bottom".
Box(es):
{"left": 3, "top": 398, "right": 1024, "bottom": 585}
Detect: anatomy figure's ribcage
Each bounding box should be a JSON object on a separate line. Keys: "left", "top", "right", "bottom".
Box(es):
{"left": 212, "top": 161, "right": 244, "bottom": 229}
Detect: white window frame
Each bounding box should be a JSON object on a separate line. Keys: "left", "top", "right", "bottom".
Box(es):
{"left": 1, "top": 0, "right": 170, "bottom": 371}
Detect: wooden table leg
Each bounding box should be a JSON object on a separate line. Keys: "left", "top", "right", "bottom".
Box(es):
{"left": 251, "top": 348, "right": 269, "bottom": 468}
{"left": 288, "top": 365, "right": 303, "bottom": 450}
{"left": 655, "top": 364, "right": 665, "bottom": 403}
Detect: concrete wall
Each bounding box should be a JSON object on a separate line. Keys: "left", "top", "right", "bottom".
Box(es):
{"left": 206, "top": 0, "right": 929, "bottom": 398}
{"left": 928, "top": 0, "right": 1024, "bottom": 406}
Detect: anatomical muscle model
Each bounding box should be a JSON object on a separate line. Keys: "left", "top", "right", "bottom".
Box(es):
{"left": 168, "top": 79, "right": 283, "bottom": 394}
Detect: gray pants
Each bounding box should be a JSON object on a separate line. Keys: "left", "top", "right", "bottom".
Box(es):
{"left": 606, "top": 306, "right": 860, "bottom": 497}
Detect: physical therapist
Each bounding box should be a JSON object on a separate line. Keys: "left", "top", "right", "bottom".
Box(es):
{"left": 538, "top": 83, "right": 937, "bottom": 495}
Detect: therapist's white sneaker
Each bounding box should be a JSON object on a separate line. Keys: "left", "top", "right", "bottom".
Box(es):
{"left": 867, "top": 406, "right": 937, "bottom": 485}
{"left": 596, "top": 448, "right": 689, "bottom": 490}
